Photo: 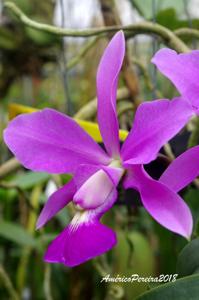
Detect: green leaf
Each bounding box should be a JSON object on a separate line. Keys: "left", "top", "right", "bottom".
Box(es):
{"left": 0, "top": 220, "right": 36, "bottom": 247}
{"left": 0, "top": 27, "right": 18, "bottom": 50}
{"left": 112, "top": 230, "right": 155, "bottom": 299}
{"left": 136, "top": 274, "right": 199, "bottom": 300}
{"left": 36, "top": 233, "right": 57, "bottom": 251}
{"left": 11, "top": 171, "right": 50, "bottom": 189}
{"left": 184, "top": 188, "right": 199, "bottom": 222}
{"left": 156, "top": 8, "right": 199, "bottom": 33}
{"left": 156, "top": 8, "right": 179, "bottom": 30}
{"left": 25, "top": 27, "right": 60, "bottom": 46}
{"left": 177, "top": 238, "right": 199, "bottom": 277}
{"left": 131, "top": 0, "right": 184, "bottom": 19}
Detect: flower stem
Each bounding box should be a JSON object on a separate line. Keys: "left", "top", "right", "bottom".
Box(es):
{"left": 4, "top": 1, "right": 189, "bottom": 53}
{"left": 0, "top": 264, "right": 20, "bottom": 300}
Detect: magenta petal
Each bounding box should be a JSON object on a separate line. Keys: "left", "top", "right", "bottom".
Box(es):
{"left": 4, "top": 109, "right": 110, "bottom": 174}
{"left": 121, "top": 97, "right": 193, "bottom": 164}
{"left": 44, "top": 219, "right": 117, "bottom": 267}
{"left": 152, "top": 48, "right": 199, "bottom": 113}
{"left": 36, "top": 179, "right": 76, "bottom": 229}
{"left": 97, "top": 31, "right": 125, "bottom": 157}
{"left": 124, "top": 165, "right": 193, "bottom": 238}
{"left": 159, "top": 146, "right": 199, "bottom": 192}
{"left": 44, "top": 189, "right": 118, "bottom": 267}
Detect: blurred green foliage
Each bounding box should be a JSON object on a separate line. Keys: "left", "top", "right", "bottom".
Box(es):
{"left": 1, "top": 0, "right": 199, "bottom": 299}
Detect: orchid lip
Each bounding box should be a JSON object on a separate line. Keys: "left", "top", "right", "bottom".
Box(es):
{"left": 73, "top": 159, "right": 125, "bottom": 212}
{"left": 73, "top": 169, "right": 115, "bottom": 210}
{"left": 69, "top": 211, "right": 89, "bottom": 232}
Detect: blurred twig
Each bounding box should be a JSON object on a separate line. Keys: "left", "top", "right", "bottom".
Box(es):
{"left": 44, "top": 264, "right": 53, "bottom": 300}
{"left": 0, "top": 158, "right": 21, "bottom": 179}
{"left": 94, "top": 257, "right": 124, "bottom": 300}
{"left": 74, "top": 87, "right": 130, "bottom": 120}
{"left": 0, "top": 181, "right": 41, "bottom": 214}
{"left": 4, "top": 1, "right": 189, "bottom": 53}
{"left": 0, "top": 181, "right": 29, "bottom": 202}
{"left": 183, "top": 0, "right": 196, "bottom": 48}
{"left": 0, "top": 264, "right": 20, "bottom": 300}
{"left": 117, "top": 102, "right": 134, "bottom": 118}
{"left": 59, "top": 0, "right": 72, "bottom": 115}
{"left": 66, "top": 36, "right": 100, "bottom": 70}
{"left": 188, "top": 117, "right": 199, "bottom": 148}
{"left": 163, "top": 143, "right": 175, "bottom": 161}
{"left": 174, "top": 28, "right": 199, "bottom": 41}
{"left": 16, "top": 185, "right": 42, "bottom": 295}
{"left": 131, "top": 57, "right": 163, "bottom": 98}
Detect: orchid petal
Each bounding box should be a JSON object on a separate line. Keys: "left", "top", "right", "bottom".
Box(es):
{"left": 44, "top": 219, "right": 116, "bottom": 267}
{"left": 159, "top": 146, "right": 199, "bottom": 193}
{"left": 121, "top": 98, "right": 193, "bottom": 164}
{"left": 4, "top": 109, "right": 110, "bottom": 174}
{"left": 36, "top": 178, "right": 76, "bottom": 229}
{"left": 123, "top": 165, "right": 193, "bottom": 238}
{"left": 152, "top": 48, "right": 199, "bottom": 113}
{"left": 97, "top": 31, "right": 125, "bottom": 158}
{"left": 44, "top": 189, "right": 117, "bottom": 267}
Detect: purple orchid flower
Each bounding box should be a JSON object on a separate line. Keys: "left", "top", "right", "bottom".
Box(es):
{"left": 3, "top": 31, "right": 196, "bottom": 267}
{"left": 151, "top": 48, "right": 199, "bottom": 114}
{"left": 159, "top": 145, "right": 199, "bottom": 193}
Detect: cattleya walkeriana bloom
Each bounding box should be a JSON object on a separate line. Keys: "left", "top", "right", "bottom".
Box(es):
{"left": 3, "top": 31, "right": 199, "bottom": 267}
{"left": 152, "top": 48, "right": 199, "bottom": 114}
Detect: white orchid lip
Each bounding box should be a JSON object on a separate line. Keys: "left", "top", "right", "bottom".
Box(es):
{"left": 73, "top": 169, "right": 114, "bottom": 210}
{"left": 73, "top": 159, "right": 124, "bottom": 211}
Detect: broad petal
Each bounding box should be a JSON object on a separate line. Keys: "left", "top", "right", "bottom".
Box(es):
{"left": 97, "top": 31, "right": 125, "bottom": 158}
{"left": 44, "top": 189, "right": 118, "bottom": 267}
{"left": 159, "top": 146, "right": 199, "bottom": 193}
{"left": 152, "top": 48, "right": 199, "bottom": 113}
{"left": 36, "top": 178, "right": 76, "bottom": 229}
{"left": 73, "top": 166, "right": 121, "bottom": 209}
{"left": 4, "top": 109, "right": 110, "bottom": 174}
{"left": 121, "top": 98, "right": 193, "bottom": 164}
{"left": 123, "top": 165, "right": 193, "bottom": 238}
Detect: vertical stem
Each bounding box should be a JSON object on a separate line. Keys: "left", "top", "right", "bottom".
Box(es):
{"left": 151, "top": 0, "right": 158, "bottom": 99}
{"left": 0, "top": 264, "right": 20, "bottom": 300}
{"left": 188, "top": 118, "right": 199, "bottom": 148}
{"left": 16, "top": 185, "right": 41, "bottom": 295}
{"left": 183, "top": 0, "right": 196, "bottom": 49}
{"left": 44, "top": 264, "right": 53, "bottom": 300}
{"left": 59, "top": 0, "right": 72, "bottom": 115}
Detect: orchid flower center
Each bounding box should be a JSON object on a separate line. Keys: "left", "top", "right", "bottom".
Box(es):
{"left": 109, "top": 158, "right": 122, "bottom": 169}
{"left": 73, "top": 159, "right": 124, "bottom": 212}
{"left": 73, "top": 169, "right": 114, "bottom": 210}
